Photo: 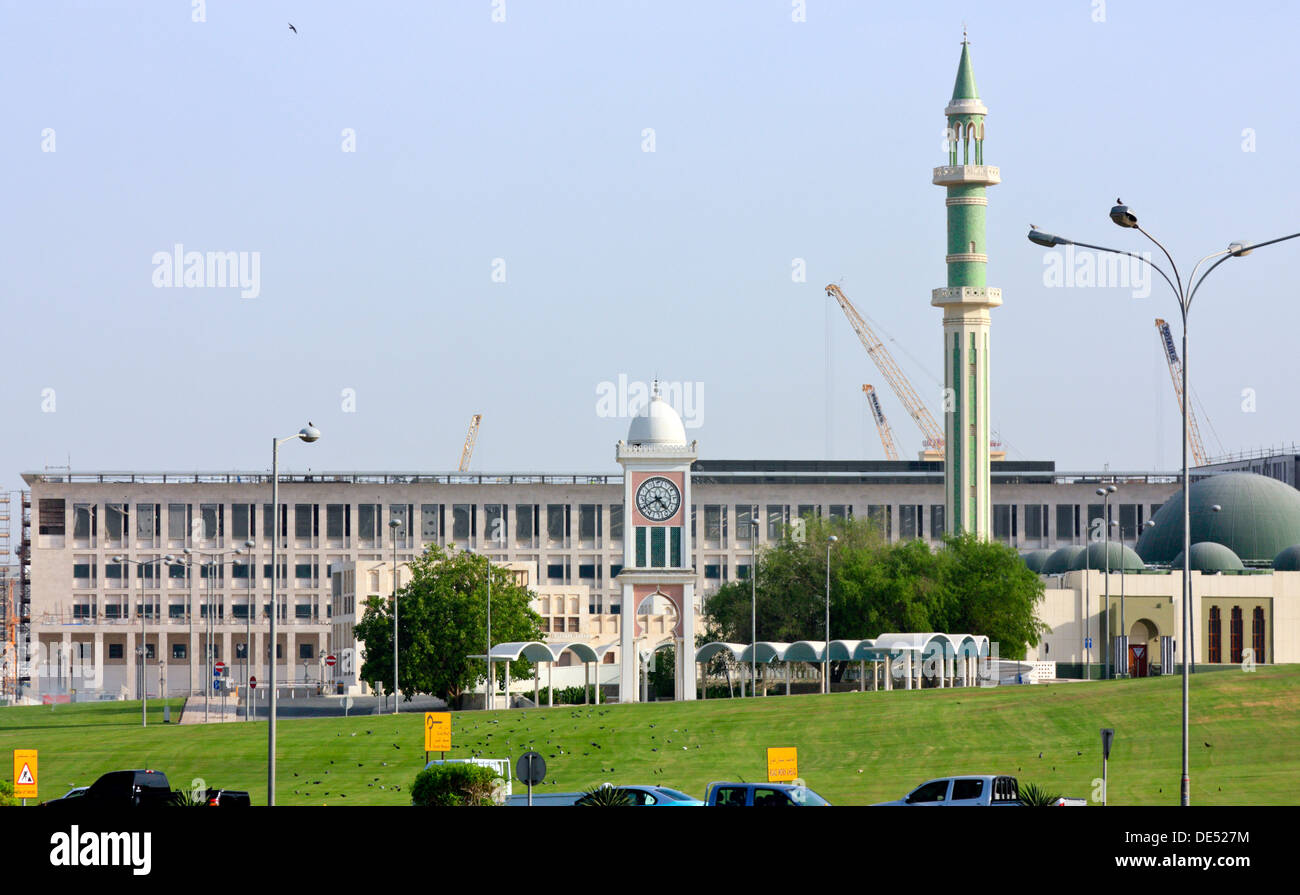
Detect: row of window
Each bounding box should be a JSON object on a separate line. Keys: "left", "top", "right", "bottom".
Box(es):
{"left": 68, "top": 601, "right": 324, "bottom": 620}
{"left": 93, "top": 641, "right": 315, "bottom": 661}
{"left": 1207, "top": 606, "right": 1266, "bottom": 664}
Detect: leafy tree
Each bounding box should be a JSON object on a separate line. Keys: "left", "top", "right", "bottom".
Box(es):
{"left": 355, "top": 545, "right": 544, "bottom": 702}
{"left": 0, "top": 780, "right": 15, "bottom": 807}
{"left": 703, "top": 517, "right": 1046, "bottom": 672}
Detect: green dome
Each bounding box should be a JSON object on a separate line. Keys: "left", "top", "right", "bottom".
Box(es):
{"left": 1021, "top": 549, "right": 1054, "bottom": 573}
{"left": 1041, "top": 546, "right": 1084, "bottom": 575}
{"left": 1273, "top": 545, "right": 1300, "bottom": 571}
{"left": 1136, "top": 472, "right": 1300, "bottom": 565}
{"left": 1171, "top": 541, "right": 1245, "bottom": 573}
{"left": 1067, "top": 542, "right": 1145, "bottom": 572}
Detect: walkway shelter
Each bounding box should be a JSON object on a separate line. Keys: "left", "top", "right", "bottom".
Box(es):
{"left": 475, "top": 641, "right": 616, "bottom": 707}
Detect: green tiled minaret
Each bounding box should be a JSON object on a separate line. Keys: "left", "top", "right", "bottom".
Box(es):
{"left": 932, "top": 37, "right": 1001, "bottom": 539}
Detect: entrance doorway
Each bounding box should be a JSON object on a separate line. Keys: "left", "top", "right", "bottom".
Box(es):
{"left": 1128, "top": 619, "right": 1155, "bottom": 677}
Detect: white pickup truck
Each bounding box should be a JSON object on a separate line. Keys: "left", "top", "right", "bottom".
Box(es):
{"left": 874, "top": 775, "right": 1085, "bottom": 806}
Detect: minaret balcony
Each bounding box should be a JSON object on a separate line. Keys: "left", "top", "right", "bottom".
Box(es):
{"left": 931, "top": 286, "right": 1003, "bottom": 309}
{"left": 932, "top": 165, "right": 1000, "bottom": 187}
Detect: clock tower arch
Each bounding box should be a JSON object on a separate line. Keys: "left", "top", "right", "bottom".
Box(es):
{"left": 615, "top": 382, "right": 698, "bottom": 702}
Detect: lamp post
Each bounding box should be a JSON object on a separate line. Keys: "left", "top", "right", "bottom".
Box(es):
{"left": 112, "top": 555, "right": 175, "bottom": 727}
{"left": 465, "top": 546, "right": 494, "bottom": 710}
{"left": 1028, "top": 209, "right": 1300, "bottom": 806}
{"left": 1098, "top": 485, "right": 1116, "bottom": 678}
{"left": 824, "top": 535, "right": 838, "bottom": 695}
{"left": 389, "top": 517, "right": 402, "bottom": 714}
{"left": 241, "top": 538, "right": 254, "bottom": 719}
{"left": 267, "top": 422, "right": 320, "bottom": 807}
{"left": 751, "top": 512, "right": 759, "bottom": 698}
{"left": 182, "top": 546, "right": 245, "bottom": 723}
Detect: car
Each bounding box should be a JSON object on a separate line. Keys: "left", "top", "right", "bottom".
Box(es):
{"left": 573, "top": 785, "right": 704, "bottom": 806}
{"left": 874, "top": 775, "right": 1084, "bottom": 806}
{"left": 704, "top": 781, "right": 831, "bottom": 806}
{"left": 40, "top": 786, "right": 88, "bottom": 806}
{"left": 204, "top": 788, "right": 251, "bottom": 806}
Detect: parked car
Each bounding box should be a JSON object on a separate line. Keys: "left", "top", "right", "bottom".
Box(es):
{"left": 573, "top": 785, "right": 704, "bottom": 806}
{"left": 40, "top": 786, "right": 88, "bottom": 806}
{"left": 874, "top": 775, "right": 1084, "bottom": 806}
{"left": 704, "top": 782, "right": 830, "bottom": 806}
{"left": 203, "top": 788, "right": 252, "bottom": 806}
{"left": 42, "top": 770, "right": 250, "bottom": 807}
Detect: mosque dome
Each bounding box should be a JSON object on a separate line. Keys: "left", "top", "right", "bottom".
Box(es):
{"left": 1021, "top": 549, "right": 1054, "bottom": 573}
{"left": 1066, "top": 542, "right": 1145, "bottom": 572}
{"left": 1271, "top": 545, "right": 1300, "bottom": 571}
{"left": 1171, "top": 541, "right": 1245, "bottom": 573}
{"left": 1136, "top": 472, "right": 1300, "bottom": 565}
{"left": 1040, "top": 545, "right": 1084, "bottom": 575}
{"left": 627, "top": 388, "right": 687, "bottom": 446}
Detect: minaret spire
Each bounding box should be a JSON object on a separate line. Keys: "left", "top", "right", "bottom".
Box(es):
{"left": 932, "top": 38, "right": 1002, "bottom": 539}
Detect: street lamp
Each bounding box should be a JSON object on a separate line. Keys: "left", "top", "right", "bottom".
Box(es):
{"left": 1097, "top": 485, "right": 1116, "bottom": 678}
{"left": 267, "top": 422, "right": 320, "bottom": 807}
{"left": 389, "top": 517, "right": 402, "bottom": 714}
{"left": 1028, "top": 207, "right": 1300, "bottom": 806}
{"left": 112, "top": 554, "right": 175, "bottom": 727}
{"left": 824, "top": 535, "right": 838, "bottom": 695}
{"left": 751, "top": 512, "right": 760, "bottom": 698}
{"left": 183, "top": 545, "right": 245, "bottom": 722}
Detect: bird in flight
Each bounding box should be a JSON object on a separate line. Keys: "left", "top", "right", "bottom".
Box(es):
{"left": 288, "top": 23, "right": 297, "bottom": 34}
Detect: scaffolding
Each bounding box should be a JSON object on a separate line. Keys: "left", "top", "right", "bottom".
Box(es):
{"left": 17, "top": 491, "right": 31, "bottom": 691}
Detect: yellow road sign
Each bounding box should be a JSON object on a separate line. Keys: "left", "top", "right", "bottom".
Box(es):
{"left": 425, "top": 712, "right": 451, "bottom": 752}
{"left": 767, "top": 746, "right": 798, "bottom": 783}
{"left": 13, "top": 749, "right": 37, "bottom": 800}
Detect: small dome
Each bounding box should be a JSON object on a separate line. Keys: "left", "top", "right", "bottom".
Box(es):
{"left": 1067, "top": 542, "right": 1145, "bottom": 572}
{"left": 1273, "top": 545, "right": 1300, "bottom": 571}
{"left": 1172, "top": 541, "right": 1245, "bottom": 573}
{"left": 1021, "top": 549, "right": 1054, "bottom": 573}
{"left": 1136, "top": 472, "right": 1300, "bottom": 565}
{"left": 1041, "top": 546, "right": 1084, "bottom": 575}
{"left": 627, "top": 390, "right": 687, "bottom": 446}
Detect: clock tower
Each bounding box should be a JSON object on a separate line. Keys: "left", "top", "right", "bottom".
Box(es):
{"left": 615, "top": 383, "right": 698, "bottom": 701}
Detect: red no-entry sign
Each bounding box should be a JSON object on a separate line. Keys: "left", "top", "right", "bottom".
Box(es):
{"left": 249, "top": 676, "right": 257, "bottom": 689}
{"left": 214, "top": 661, "right": 227, "bottom": 674}
{"left": 325, "top": 655, "right": 336, "bottom": 667}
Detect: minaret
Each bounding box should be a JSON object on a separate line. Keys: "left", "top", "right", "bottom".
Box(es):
{"left": 932, "top": 36, "right": 1001, "bottom": 539}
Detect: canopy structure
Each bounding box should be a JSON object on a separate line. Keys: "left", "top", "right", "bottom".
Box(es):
{"left": 469, "top": 641, "right": 617, "bottom": 708}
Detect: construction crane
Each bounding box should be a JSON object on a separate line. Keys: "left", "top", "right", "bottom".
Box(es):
{"left": 826, "top": 284, "right": 945, "bottom": 451}
{"left": 458, "top": 414, "right": 482, "bottom": 472}
{"left": 862, "top": 385, "right": 901, "bottom": 461}
{"left": 1154, "top": 319, "right": 1209, "bottom": 467}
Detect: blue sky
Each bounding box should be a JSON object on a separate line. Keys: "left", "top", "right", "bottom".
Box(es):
{"left": 3, "top": 0, "right": 1298, "bottom": 490}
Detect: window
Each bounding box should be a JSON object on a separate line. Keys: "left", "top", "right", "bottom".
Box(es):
{"left": 105, "top": 503, "right": 128, "bottom": 543}
{"left": 704, "top": 564, "right": 721, "bottom": 579}
{"left": 735, "top": 505, "right": 758, "bottom": 540}
{"left": 578, "top": 504, "right": 600, "bottom": 542}
{"left": 169, "top": 503, "right": 190, "bottom": 542}
{"left": 105, "top": 605, "right": 122, "bottom": 619}
{"left": 300, "top": 643, "right": 314, "bottom": 659}
{"left": 235, "top": 642, "right": 248, "bottom": 659}
{"left": 73, "top": 558, "right": 96, "bottom": 588}
{"left": 713, "top": 787, "right": 748, "bottom": 807}
{"left": 704, "top": 506, "right": 722, "bottom": 541}
{"left": 390, "top": 504, "right": 411, "bottom": 546}
{"left": 609, "top": 504, "right": 623, "bottom": 541}
{"left": 907, "top": 780, "right": 949, "bottom": 804}
{"left": 73, "top": 603, "right": 92, "bottom": 619}
{"left": 452, "top": 504, "right": 474, "bottom": 541}
{"left": 359, "top": 504, "right": 381, "bottom": 545}
{"left": 766, "top": 505, "right": 787, "bottom": 540}
{"left": 109, "top": 643, "right": 123, "bottom": 659}
{"left": 828, "top": 504, "right": 849, "bottom": 521}
{"left": 567, "top": 618, "right": 580, "bottom": 633}
{"left": 1055, "top": 504, "right": 1075, "bottom": 541}
{"left": 951, "top": 779, "right": 984, "bottom": 801}
{"left": 993, "top": 505, "right": 1013, "bottom": 542}
{"left": 797, "top": 504, "right": 819, "bottom": 521}
{"left": 200, "top": 504, "right": 223, "bottom": 542}
{"left": 547, "top": 505, "right": 568, "bottom": 545}
{"left": 650, "top": 527, "right": 666, "bottom": 567}
{"left": 514, "top": 504, "right": 534, "bottom": 543}
{"left": 422, "top": 504, "right": 440, "bottom": 542}
{"left": 1230, "top": 607, "right": 1243, "bottom": 664}
{"left": 136, "top": 503, "right": 159, "bottom": 543}
{"left": 295, "top": 604, "right": 312, "bottom": 619}
{"left": 866, "top": 505, "right": 890, "bottom": 538}
{"left": 931, "top": 505, "right": 945, "bottom": 538}
{"left": 899, "top": 505, "right": 919, "bottom": 540}
{"left": 232, "top": 503, "right": 255, "bottom": 541}
{"left": 38, "top": 498, "right": 66, "bottom": 536}
{"left": 1118, "top": 503, "right": 1138, "bottom": 540}
{"left": 1024, "top": 504, "right": 1045, "bottom": 539}
{"left": 752, "top": 788, "right": 793, "bottom": 807}
{"left": 172, "top": 643, "right": 187, "bottom": 660}
{"left": 547, "top": 563, "right": 565, "bottom": 583}
{"left": 484, "top": 505, "right": 506, "bottom": 547}
{"left": 578, "top": 563, "right": 596, "bottom": 580}
{"left": 105, "top": 563, "right": 123, "bottom": 582}
{"left": 1087, "top": 504, "right": 1105, "bottom": 540}
{"left": 233, "top": 603, "right": 250, "bottom": 620}
{"left": 73, "top": 503, "right": 96, "bottom": 541}
{"left": 1253, "top": 607, "right": 1265, "bottom": 663}
{"left": 295, "top": 504, "right": 316, "bottom": 542}
{"left": 1208, "top": 607, "right": 1221, "bottom": 663}
{"left": 144, "top": 644, "right": 156, "bottom": 660}
{"left": 168, "top": 604, "right": 185, "bottom": 618}
{"left": 325, "top": 504, "right": 348, "bottom": 541}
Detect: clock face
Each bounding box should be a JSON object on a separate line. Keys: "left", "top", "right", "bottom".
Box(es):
{"left": 635, "top": 476, "right": 681, "bottom": 522}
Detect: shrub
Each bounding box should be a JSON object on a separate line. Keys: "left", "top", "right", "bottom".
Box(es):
{"left": 410, "top": 763, "right": 501, "bottom": 806}
{"left": 0, "top": 781, "right": 15, "bottom": 807}
{"left": 575, "top": 784, "right": 632, "bottom": 806}
{"left": 1017, "top": 781, "right": 1063, "bottom": 806}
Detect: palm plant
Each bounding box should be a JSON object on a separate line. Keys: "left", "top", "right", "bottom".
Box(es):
{"left": 576, "top": 783, "right": 632, "bottom": 806}
{"left": 1017, "top": 781, "right": 1063, "bottom": 806}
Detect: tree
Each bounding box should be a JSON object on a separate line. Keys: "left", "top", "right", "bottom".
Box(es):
{"left": 411, "top": 764, "right": 501, "bottom": 806}
{"left": 354, "top": 545, "right": 544, "bottom": 702}
{"left": 703, "top": 517, "right": 1047, "bottom": 670}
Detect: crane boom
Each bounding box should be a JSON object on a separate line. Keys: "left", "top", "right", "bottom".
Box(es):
{"left": 1154, "top": 319, "right": 1209, "bottom": 467}
{"left": 458, "top": 413, "right": 482, "bottom": 472}
{"left": 826, "top": 284, "right": 945, "bottom": 450}
{"left": 862, "top": 384, "right": 901, "bottom": 461}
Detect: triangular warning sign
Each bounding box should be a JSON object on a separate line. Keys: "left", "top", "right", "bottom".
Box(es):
{"left": 16, "top": 763, "right": 34, "bottom": 785}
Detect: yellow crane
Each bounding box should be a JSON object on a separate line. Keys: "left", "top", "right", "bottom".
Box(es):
{"left": 458, "top": 414, "right": 482, "bottom": 472}
{"left": 1154, "top": 319, "right": 1210, "bottom": 467}
{"left": 826, "top": 284, "right": 945, "bottom": 451}
{"left": 862, "top": 385, "right": 901, "bottom": 461}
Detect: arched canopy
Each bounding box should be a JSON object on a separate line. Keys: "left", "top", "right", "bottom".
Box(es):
{"left": 782, "top": 641, "right": 826, "bottom": 662}
{"left": 695, "top": 642, "right": 747, "bottom": 664}
{"left": 739, "top": 642, "right": 791, "bottom": 664}
{"left": 485, "top": 641, "right": 555, "bottom": 663}
{"left": 828, "top": 639, "right": 869, "bottom": 661}
{"left": 552, "top": 641, "right": 615, "bottom": 663}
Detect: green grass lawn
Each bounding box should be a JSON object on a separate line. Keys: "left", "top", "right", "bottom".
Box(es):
{"left": 3, "top": 666, "right": 1297, "bottom": 805}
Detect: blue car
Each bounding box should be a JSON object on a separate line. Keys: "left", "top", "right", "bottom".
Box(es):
{"left": 575, "top": 785, "right": 704, "bottom": 806}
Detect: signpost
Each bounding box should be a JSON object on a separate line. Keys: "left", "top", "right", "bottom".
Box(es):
{"left": 516, "top": 751, "right": 546, "bottom": 806}
{"left": 325, "top": 654, "right": 336, "bottom": 667}
{"left": 1100, "top": 728, "right": 1115, "bottom": 806}
{"left": 766, "top": 747, "right": 798, "bottom": 783}
{"left": 424, "top": 712, "right": 451, "bottom": 764}
{"left": 13, "top": 749, "right": 37, "bottom": 804}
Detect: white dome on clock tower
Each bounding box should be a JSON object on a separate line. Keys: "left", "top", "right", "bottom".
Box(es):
{"left": 627, "top": 385, "right": 688, "bottom": 447}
